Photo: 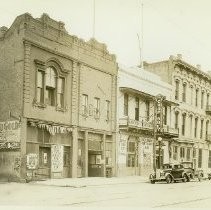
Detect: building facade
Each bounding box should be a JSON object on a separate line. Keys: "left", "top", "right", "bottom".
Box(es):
{"left": 144, "top": 54, "right": 211, "bottom": 175}
{"left": 117, "top": 65, "right": 178, "bottom": 177}
{"left": 0, "top": 13, "right": 118, "bottom": 181}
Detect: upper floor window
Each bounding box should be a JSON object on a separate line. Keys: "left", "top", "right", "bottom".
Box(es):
{"left": 206, "top": 120, "right": 209, "bottom": 137}
{"left": 175, "top": 80, "right": 179, "bottom": 100}
{"left": 94, "top": 97, "right": 100, "bottom": 119}
{"left": 207, "top": 93, "right": 210, "bottom": 107}
{"left": 175, "top": 112, "right": 179, "bottom": 129}
{"left": 187, "top": 148, "right": 191, "bottom": 161}
{"left": 146, "top": 101, "right": 150, "bottom": 121}
{"left": 195, "top": 89, "right": 199, "bottom": 107}
{"left": 37, "top": 71, "right": 44, "bottom": 104}
{"left": 36, "top": 65, "right": 65, "bottom": 109}
{"left": 82, "top": 94, "right": 88, "bottom": 116}
{"left": 57, "top": 78, "right": 65, "bottom": 108}
{"left": 45, "top": 67, "right": 56, "bottom": 106}
{"left": 124, "top": 93, "right": 129, "bottom": 116}
{"left": 200, "top": 119, "right": 204, "bottom": 139}
{"left": 194, "top": 117, "right": 198, "bottom": 138}
{"left": 182, "top": 113, "right": 186, "bottom": 136}
{"left": 182, "top": 83, "right": 186, "bottom": 102}
{"left": 135, "top": 97, "right": 139, "bottom": 121}
{"left": 201, "top": 91, "right": 204, "bottom": 109}
{"left": 180, "top": 147, "right": 185, "bottom": 159}
{"left": 106, "top": 100, "right": 110, "bottom": 121}
{"left": 190, "top": 85, "right": 193, "bottom": 105}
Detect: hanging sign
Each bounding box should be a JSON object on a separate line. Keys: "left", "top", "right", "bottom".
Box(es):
{"left": 155, "top": 95, "right": 165, "bottom": 134}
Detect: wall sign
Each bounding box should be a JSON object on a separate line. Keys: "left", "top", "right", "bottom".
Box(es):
{"left": 26, "top": 153, "right": 38, "bottom": 169}
{"left": 0, "top": 120, "right": 21, "bottom": 144}
{"left": 51, "top": 144, "right": 63, "bottom": 173}
{"left": 0, "top": 141, "right": 20, "bottom": 149}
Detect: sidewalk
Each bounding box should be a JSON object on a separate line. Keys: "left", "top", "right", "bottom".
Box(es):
{"left": 32, "top": 176, "right": 149, "bottom": 188}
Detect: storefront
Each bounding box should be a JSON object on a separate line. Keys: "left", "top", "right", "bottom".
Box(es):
{"left": 88, "top": 133, "right": 103, "bottom": 177}
{"left": 26, "top": 119, "right": 72, "bottom": 180}
{"left": 0, "top": 119, "right": 21, "bottom": 181}
{"left": 117, "top": 132, "right": 153, "bottom": 177}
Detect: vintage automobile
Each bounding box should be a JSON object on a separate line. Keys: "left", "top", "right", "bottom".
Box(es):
{"left": 181, "top": 161, "right": 204, "bottom": 181}
{"left": 149, "top": 163, "right": 189, "bottom": 184}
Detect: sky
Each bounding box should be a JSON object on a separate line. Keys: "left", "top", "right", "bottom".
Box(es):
{"left": 1, "top": 0, "right": 211, "bottom": 72}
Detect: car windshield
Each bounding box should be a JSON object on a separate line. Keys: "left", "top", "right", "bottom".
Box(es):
{"left": 182, "top": 162, "right": 192, "bottom": 168}
{"left": 163, "top": 165, "right": 172, "bottom": 169}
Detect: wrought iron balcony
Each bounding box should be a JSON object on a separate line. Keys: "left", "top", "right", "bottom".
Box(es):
{"left": 206, "top": 134, "right": 211, "bottom": 142}
{"left": 163, "top": 125, "right": 179, "bottom": 137}
{"left": 119, "top": 117, "right": 153, "bottom": 130}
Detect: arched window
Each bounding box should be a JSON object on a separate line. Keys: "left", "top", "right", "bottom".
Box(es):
{"left": 45, "top": 67, "right": 56, "bottom": 106}
{"left": 182, "top": 83, "right": 186, "bottom": 102}
{"left": 35, "top": 60, "right": 66, "bottom": 109}
{"left": 175, "top": 80, "right": 179, "bottom": 100}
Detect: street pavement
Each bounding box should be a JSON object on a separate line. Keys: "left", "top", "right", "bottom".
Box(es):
{"left": 0, "top": 176, "right": 211, "bottom": 209}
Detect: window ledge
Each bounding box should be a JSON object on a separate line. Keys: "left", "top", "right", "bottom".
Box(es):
{"left": 56, "top": 106, "right": 68, "bottom": 112}
{"left": 33, "top": 100, "right": 47, "bottom": 109}
{"left": 82, "top": 113, "right": 89, "bottom": 118}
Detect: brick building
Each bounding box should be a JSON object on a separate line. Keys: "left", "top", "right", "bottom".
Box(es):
{"left": 117, "top": 65, "right": 178, "bottom": 177}
{"left": 144, "top": 54, "right": 211, "bottom": 174}
{"left": 0, "top": 13, "right": 118, "bottom": 181}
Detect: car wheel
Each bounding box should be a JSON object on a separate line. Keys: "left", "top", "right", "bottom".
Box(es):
{"left": 166, "top": 175, "right": 172, "bottom": 184}
{"left": 183, "top": 174, "right": 188, "bottom": 183}
{"left": 150, "top": 180, "right": 155, "bottom": 184}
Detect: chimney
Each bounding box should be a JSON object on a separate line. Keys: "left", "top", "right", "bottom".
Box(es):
{"left": 0, "top": 26, "right": 8, "bottom": 38}
{"left": 169, "top": 55, "right": 176, "bottom": 60}
{"left": 207, "top": 71, "right": 211, "bottom": 77}
{"left": 196, "top": 64, "right": 201, "bottom": 70}
{"left": 177, "top": 54, "right": 182, "bottom": 60}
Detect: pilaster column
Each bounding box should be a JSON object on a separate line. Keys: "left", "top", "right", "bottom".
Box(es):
{"left": 102, "top": 134, "right": 106, "bottom": 177}
{"left": 20, "top": 117, "right": 27, "bottom": 182}
{"left": 72, "top": 126, "right": 78, "bottom": 178}
{"left": 84, "top": 130, "right": 88, "bottom": 177}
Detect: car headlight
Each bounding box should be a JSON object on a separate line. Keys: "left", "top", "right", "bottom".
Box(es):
{"left": 160, "top": 172, "right": 165, "bottom": 177}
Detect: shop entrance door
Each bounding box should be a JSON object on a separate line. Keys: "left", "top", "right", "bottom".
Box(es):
{"left": 77, "top": 140, "right": 83, "bottom": 177}
{"left": 38, "top": 147, "right": 51, "bottom": 179}
{"left": 63, "top": 146, "right": 70, "bottom": 178}
{"left": 88, "top": 151, "right": 102, "bottom": 177}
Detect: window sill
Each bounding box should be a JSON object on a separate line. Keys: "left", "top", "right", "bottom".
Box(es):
{"left": 56, "top": 106, "right": 67, "bottom": 112}
{"left": 33, "top": 100, "right": 47, "bottom": 109}
{"left": 82, "top": 113, "right": 89, "bottom": 118}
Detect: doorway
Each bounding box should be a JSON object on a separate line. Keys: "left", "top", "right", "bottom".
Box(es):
{"left": 88, "top": 151, "right": 102, "bottom": 177}
{"left": 38, "top": 147, "right": 51, "bottom": 178}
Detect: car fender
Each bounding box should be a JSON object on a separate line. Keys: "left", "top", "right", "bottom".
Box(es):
{"left": 149, "top": 173, "right": 155, "bottom": 180}
{"left": 164, "top": 172, "right": 173, "bottom": 180}
{"left": 182, "top": 172, "right": 188, "bottom": 177}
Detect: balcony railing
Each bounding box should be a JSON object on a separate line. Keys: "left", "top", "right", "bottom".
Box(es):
{"left": 206, "top": 134, "right": 211, "bottom": 142}
{"left": 119, "top": 117, "right": 153, "bottom": 130}
{"left": 206, "top": 105, "right": 211, "bottom": 114}
{"left": 163, "top": 125, "right": 179, "bottom": 136}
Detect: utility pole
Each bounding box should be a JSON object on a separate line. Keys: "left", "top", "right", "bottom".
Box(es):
{"left": 92, "top": 0, "right": 96, "bottom": 38}
{"left": 153, "top": 98, "right": 157, "bottom": 173}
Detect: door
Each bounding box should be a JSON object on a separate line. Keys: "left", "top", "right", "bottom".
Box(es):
{"left": 63, "top": 146, "right": 70, "bottom": 178}
{"left": 77, "top": 140, "right": 83, "bottom": 177}
{"left": 88, "top": 151, "right": 102, "bottom": 177}
{"left": 38, "top": 147, "right": 51, "bottom": 178}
